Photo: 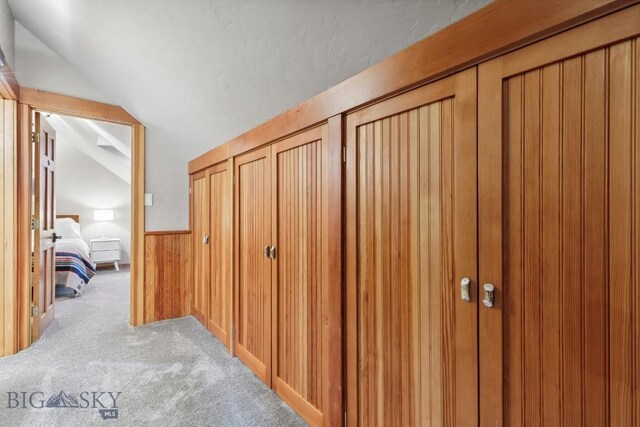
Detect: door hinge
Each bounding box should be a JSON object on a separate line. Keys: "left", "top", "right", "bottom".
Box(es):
{"left": 31, "top": 217, "right": 40, "bottom": 230}
{"left": 342, "top": 146, "right": 346, "bottom": 163}
{"left": 31, "top": 132, "right": 39, "bottom": 143}
{"left": 189, "top": 187, "right": 192, "bottom": 195}
{"left": 31, "top": 304, "right": 39, "bottom": 318}
{"left": 344, "top": 411, "right": 347, "bottom": 426}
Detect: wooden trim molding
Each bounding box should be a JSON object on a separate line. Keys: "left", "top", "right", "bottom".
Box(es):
{"left": 131, "top": 124, "right": 146, "bottom": 326}
{"left": 0, "top": 64, "right": 20, "bottom": 101}
{"left": 19, "top": 88, "right": 140, "bottom": 125}
{"left": 144, "top": 230, "right": 191, "bottom": 236}
{"left": 16, "top": 103, "right": 31, "bottom": 352}
{"left": 0, "top": 100, "right": 17, "bottom": 357}
{"left": 188, "top": 0, "right": 637, "bottom": 174}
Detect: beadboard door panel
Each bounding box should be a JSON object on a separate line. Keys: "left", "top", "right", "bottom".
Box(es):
{"left": 235, "top": 147, "right": 272, "bottom": 384}
{"left": 206, "top": 160, "right": 233, "bottom": 351}
{"left": 478, "top": 6, "right": 640, "bottom": 425}
{"left": 191, "top": 172, "right": 209, "bottom": 326}
{"left": 271, "top": 125, "right": 328, "bottom": 426}
{"left": 346, "top": 67, "right": 477, "bottom": 427}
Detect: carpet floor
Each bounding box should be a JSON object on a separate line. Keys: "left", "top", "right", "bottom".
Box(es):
{"left": 0, "top": 269, "right": 305, "bottom": 426}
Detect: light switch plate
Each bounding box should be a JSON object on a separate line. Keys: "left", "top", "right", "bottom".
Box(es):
{"left": 144, "top": 193, "right": 153, "bottom": 206}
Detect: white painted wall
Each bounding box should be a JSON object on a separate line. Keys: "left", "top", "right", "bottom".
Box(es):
{"left": 53, "top": 115, "right": 132, "bottom": 264}
{"left": 14, "top": 23, "right": 109, "bottom": 103}
{"left": 10, "top": 0, "right": 493, "bottom": 231}
{"left": 0, "top": 0, "right": 14, "bottom": 67}
{"left": 14, "top": 23, "right": 188, "bottom": 231}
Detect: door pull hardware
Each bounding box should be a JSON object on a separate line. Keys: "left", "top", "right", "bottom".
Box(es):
{"left": 269, "top": 246, "right": 277, "bottom": 260}
{"left": 52, "top": 232, "right": 62, "bottom": 242}
{"left": 203, "top": 235, "right": 209, "bottom": 244}
{"left": 461, "top": 278, "right": 471, "bottom": 302}
{"left": 264, "top": 246, "right": 271, "bottom": 258}
{"left": 483, "top": 283, "right": 495, "bottom": 308}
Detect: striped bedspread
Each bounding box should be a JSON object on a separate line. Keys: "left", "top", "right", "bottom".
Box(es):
{"left": 55, "top": 239, "right": 97, "bottom": 293}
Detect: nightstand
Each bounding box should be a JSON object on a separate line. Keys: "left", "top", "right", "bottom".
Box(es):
{"left": 90, "top": 238, "right": 121, "bottom": 271}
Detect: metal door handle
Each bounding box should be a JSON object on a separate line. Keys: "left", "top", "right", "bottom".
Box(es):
{"left": 203, "top": 235, "right": 209, "bottom": 244}
{"left": 483, "top": 283, "right": 495, "bottom": 308}
{"left": 269, "top": 246, "right": 276, "bottom": 260}
{"left": 461, "top": 278, "right": 471, "bottom": 302}
{"left": 52, "top": 232, "right": 62, "bottom": 242}
{"left": 264, "top": 246, "right": 270, "bottom": 258}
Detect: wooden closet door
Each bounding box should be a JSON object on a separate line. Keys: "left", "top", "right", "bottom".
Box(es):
{"left": 235, "top": 147, "right": 272, "bottom": 384}
{"left": 206, "top": 160, "right": 233, "bottom": 350}
{"left": 346, "top": 67, "right": 477, "bottom": 427}
{"left": 191, "top": 171, "right": 209, "bottom": 326}
{"left": 271, "top": 125, "right": 327, "bottom": 426}
{"left": 478, "top": 6, "right": 640, "bottom": 426}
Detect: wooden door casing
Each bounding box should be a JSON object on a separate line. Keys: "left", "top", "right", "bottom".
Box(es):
{"left": 346, "top": 67, "right": 478, "bottom": 427}
{"left": 206, "top": 160, "right": 233, "bottom": 351}
{"left": 191, "top": 172, "right": 209, "bottom": 326}
{"left": 478, "top": 6, "right": 640, "bottom": 426}
{"left": 33, "top": 112, "right": 56, "bottom": 340}
{"left": 235, "top": 146, "right": 272, "bottom": 384}
{"left": 271, "top": 125, "right": 328, "bottom": 426}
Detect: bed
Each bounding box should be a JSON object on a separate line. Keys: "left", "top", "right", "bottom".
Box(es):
{"left": 55, "top": 215, "right": 97, "bottom": 296}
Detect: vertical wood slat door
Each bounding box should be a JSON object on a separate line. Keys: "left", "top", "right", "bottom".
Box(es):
{"left": 271, "top": 125, "right": 327, "bottom": 426}
{"left": 235, "top": 146, "right": 272, "bottom": 384}
{"left": 191, "top": 171, "right": 209, "bottom": 326}
{"left": 346, "top": 67, "right": 477, "bottom": 426}
{"left": 478, "top": 6, "right": 640, "bottom": 426}
{"left": 206, "top": 160, "right": 233, "bottom": 351}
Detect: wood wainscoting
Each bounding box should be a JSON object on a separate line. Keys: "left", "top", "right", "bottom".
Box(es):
{"left": 143, "top": 231, "right": 192, "bottom": 323}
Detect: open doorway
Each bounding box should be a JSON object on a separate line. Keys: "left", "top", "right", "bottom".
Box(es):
{"left": 10, "top": 89, "right": 145, "bottom": 354}
{"left": 31, "top": 111, "right": 132, "bottom": 340}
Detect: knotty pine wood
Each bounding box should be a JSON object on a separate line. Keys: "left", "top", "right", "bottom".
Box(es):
{"left": 206, "top": 160, "right": 233, "bottom": 351}
{"left": 0, "top": 100, "right": 17, "bottom": 357}
{"left": 346, "top": 68, "right": 477, "bottom": 427}
{"left": 191, "top": 172, "right": 209, "bottom": 326}
{"left": 478, "top": 7, "right": 640, "bottom": 424}
{"left": 234, "top": 146, "right": 272, "bottom": 384}
{"left": 271, "top": 125, "right": 326, "bottom": 426}
{"left": 144, "top": 231, "right": 191, "bottom": 323}
{"left": 188, "top": 0, "right": 636, "bottom": 175}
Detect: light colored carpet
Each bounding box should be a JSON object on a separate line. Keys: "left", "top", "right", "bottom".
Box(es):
{"left": 0, "top": 269, "right": 305, "bottom": 426}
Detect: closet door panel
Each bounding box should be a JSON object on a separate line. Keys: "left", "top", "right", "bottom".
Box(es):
{"left": 271, "top": 125, "right": 327, "bottom": 426}
{"left": 235, "top": 147, "right": 272, "bottom": 384}
{"left": 206, "top": 160, "right": 233, "bottom": 350}
{"left": 346, "top": 67, "right": 477, "bottom": 427}
{"left": 478, "top": 6, "right": 640, "bottom": 425}
{"left": 191, "top": 172, "right": 209, "bottom": 326}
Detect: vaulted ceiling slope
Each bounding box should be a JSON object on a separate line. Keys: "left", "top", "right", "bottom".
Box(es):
{"left": 9, "top": 0, "right": 491, "bottom": 161}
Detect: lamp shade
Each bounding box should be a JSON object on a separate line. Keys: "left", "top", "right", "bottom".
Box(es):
{"left": 94, "top": 209, "right": 114, "bottom": 221}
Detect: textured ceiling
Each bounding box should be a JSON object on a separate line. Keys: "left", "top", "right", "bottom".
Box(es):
{"left": 9, "top": 0, "right": 492, "bottom": 162}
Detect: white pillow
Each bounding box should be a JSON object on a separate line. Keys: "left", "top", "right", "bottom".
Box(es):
{"left": 54, "top": 218, "right": 83, "bottom": 240}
